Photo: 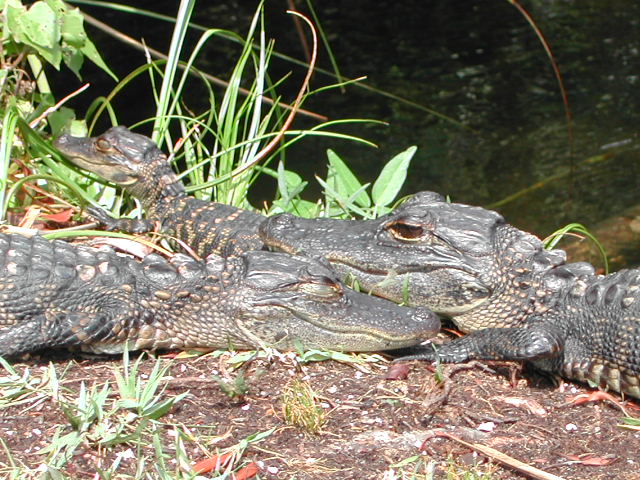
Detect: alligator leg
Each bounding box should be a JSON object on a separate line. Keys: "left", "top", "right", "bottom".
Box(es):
{"left": 400, "top": 324, "right": 565, "bottom": 364}
{"left": 87, "top": 206, "right": 156, "bottom": 233}
{"left": 0, "top": 311, "right": 116, "bottom": 357}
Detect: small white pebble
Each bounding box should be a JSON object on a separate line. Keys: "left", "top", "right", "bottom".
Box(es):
{"left": 117, "top": 449, "right": 135, "bottom": 460}
{"left": 267, "top": 466, "right": 279, "bottom": 474}
{"left": 354, "top": 371, "right": 363, "bottom": 379}
{"left": 180, "top": 364, "right": 187, "bottom": 372}
{"left": 327, "top": 385, "right": 338, "bottom": 394}
{"left": 32, "top": 428, "right": 42, "bottom": 436}
{"left": 477, "top": 422, "right": 496, "bottom": 432}
{"left": 565, "top": 423, "right": 578, "bottom": 431}
{"left": 320, "top": 402, "right": 330, "bottom": 409}
{"left": 241, "top": 404, "right": 251, "bottom": 411}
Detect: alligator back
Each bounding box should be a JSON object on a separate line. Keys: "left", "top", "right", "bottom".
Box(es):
{"left": 0, "top": 233, "right": 252, "bottom": 355}
{"left": 157, "top": 196, "right": 265, "bottom": 257}
{"left": 540, "top": 268, "right": 640, "bottom": 398}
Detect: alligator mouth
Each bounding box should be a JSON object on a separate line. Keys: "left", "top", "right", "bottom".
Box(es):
{"left": 325, "top": 255, "right": 481, "bottom": 278}
{"left": 247, "top": 302, "right": 437, "bottom": 345}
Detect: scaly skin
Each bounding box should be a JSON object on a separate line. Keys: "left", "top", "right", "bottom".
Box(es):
{"left": 0, "top": 233, "right": 439, "bottom": 357}
{"left": 54, "top": 127, "right": 265, "bottom": 258}
{"left": 261, "top": 191, "right": 640, "bottom": 398}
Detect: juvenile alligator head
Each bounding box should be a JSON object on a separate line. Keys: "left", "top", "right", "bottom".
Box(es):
{"left": 54, "top": 127, "right": 266, "bottom": 257}
{"left": 229, "top": 251, "right": 440, "bottom": 351}
{"left": 54, "top": 126, "right": 185, "bottom": 206}
{"left": 261, "top": 191, "right": 590, "bottom": 331}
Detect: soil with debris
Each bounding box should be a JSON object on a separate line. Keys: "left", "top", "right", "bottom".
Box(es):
{"left": 1, "top": 341, "right": 639, "bottom": 480}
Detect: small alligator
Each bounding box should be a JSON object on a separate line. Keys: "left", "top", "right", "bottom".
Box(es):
{"left": 261, "top": 191, "right": 640, "bottom": 399}
{"left": 54, "top": 127, "right": 265, "bottom": 258}
{"left": 0, "top": 233, "right": 439, "bottom": 357}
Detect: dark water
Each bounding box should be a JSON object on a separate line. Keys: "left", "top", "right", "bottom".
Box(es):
{"left": 61, "top": 1, "right": 640, "bottom": 245}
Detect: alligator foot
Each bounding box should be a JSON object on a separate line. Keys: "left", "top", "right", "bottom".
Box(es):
{"left": 86, "top": 205, "right": 156, "bottom": 233}
{"left": 397, "top": 325, "right": 566, "bottom": 364}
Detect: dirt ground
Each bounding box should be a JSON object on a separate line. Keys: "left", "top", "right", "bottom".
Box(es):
{"left": 1, "top": 342, "right": 639, "bottom": 480}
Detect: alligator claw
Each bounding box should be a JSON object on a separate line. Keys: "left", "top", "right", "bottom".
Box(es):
{"left": 86, "top": 206, "right": 118, "bottom": 229}
{"left": 393, "top": 343, "right": 440, "bottom": 363}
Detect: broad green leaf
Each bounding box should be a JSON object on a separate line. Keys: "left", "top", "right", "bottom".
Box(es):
{"left": 6, "top": 3, "right": 28, "bottom": 45}
{"left": 60, "top": 7, "right": 86, "bottom": 48}
{"left": 47, "top": 107, "right": 76, "bottom": 136}
{"left": 61, "top": 45, "right": 84, "bottom": 78}
{"left": 22, "top": 2, "right": 59, "bottom": 49}
{"left": 326, "top": 149, "right": 371, "bottom": 208}
{"left": 276, "top": 161, "right": 306, "bottom": 198}
{"left": 79, "top": 35, "right": 118, "bottom": 81}
{"left": 371, "top": 146, "right": 416, "bottom": 207}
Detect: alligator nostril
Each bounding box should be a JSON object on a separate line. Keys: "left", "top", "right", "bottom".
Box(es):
{"left": 53, "top": 135, "right": 70, "bottom": 147}
{"left": 414, "top": 307, "right": 441, "bottom": 334}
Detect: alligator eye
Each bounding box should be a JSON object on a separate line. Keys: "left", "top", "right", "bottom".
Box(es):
{"left": 385, "top": 221, "right": 425, "bottom": 241}
{"left": 299, "top": 277, "right": 342, "bottom": 299}
{"left": 96, "top": 138, "right": 112, "bottom": 151}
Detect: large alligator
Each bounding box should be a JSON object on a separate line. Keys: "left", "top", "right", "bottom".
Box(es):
{"left": 54, "top": 127, "right": 265, "bottom": 258}
{"left": 0, "top": 233, "right": 439, "bottom": 357}
{"left": 261, "top": 191, "right": 640, "bottom": 399}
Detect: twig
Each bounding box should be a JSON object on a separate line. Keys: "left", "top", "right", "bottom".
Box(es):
{"left": 28, "top": 83, "right": 91, "bottom": 128}
{"left": 435, "top": 430, "right": 566, "bottom": 480}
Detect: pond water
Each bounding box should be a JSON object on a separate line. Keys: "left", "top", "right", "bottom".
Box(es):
{"left": 64, "top": 0, "right": 640, "bottom": 261}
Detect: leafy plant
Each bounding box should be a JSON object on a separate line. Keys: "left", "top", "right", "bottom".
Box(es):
{"left": 2, "top": 0, "right": 115, "bottom": 80}
{"left": 113, "top": 350, "right": 188, "bottom": 420}
{"left": 212, "top": 371, "right": 250, "bottom": 400}
{"left": 317, "top": 145, "right": 417, "bottom": 219}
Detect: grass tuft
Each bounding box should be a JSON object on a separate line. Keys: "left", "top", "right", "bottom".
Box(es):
{"left": 281, "top": 378, "right": 325, "bottom": 434}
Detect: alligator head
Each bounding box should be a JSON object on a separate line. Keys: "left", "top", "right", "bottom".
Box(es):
{"left": 261, "top": 192, "right": 593, "bottom": 332}
{"left": 54, "top": 126, "right": 184, "bottom": 204}
{"left": 208, "top": 251, "right": 440, "bottom": 351}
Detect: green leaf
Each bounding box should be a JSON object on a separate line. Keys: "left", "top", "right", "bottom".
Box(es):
{"left": 47, "top": 107, "right": 76, "bottom": 136}
{"left": 60, "top": 7, "right": 86, "bottom": 48}
{"left": 371, "top": 146, "right": 416, "bottom": 207}
{"left": 79, "top": 35, "right": 118, "bottom": 81}
{"left": 22, "top": 2, "right": 59, "bottom": 49}
{"left": 6, "top": 3, "right": 29, "bottom": 45}
{"left": 326, "top": 149, "right": 371, "bottom": 208}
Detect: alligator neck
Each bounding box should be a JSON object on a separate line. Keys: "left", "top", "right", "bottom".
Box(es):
{"left": 126, "top": 153, "right": 188, "bottom": 216}
{"left": 452, "top": 224, "right": 594, "bottom": 332}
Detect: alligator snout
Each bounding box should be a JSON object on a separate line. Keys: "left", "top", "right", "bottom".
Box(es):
{"left": 407, "top": 306, "right": 441, "bottom": 338}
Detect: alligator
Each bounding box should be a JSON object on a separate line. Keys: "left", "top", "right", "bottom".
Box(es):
{"left": 261, "top": 191, "right": 640, "bottom": 399}
{"left": 54, "top": 127, "right": 265, "bottom": 258}
{"left": 0, "top": 233, "right": 439, "bottom": 357}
